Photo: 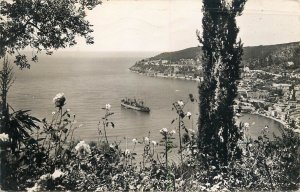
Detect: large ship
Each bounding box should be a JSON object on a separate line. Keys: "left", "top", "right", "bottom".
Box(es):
{"left": 121, "top": 98, "right": 150, "bottom": 112}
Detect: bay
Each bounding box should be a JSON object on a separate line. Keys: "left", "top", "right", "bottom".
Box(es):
{"left": 8, "top": 52, "right": 283, "bottom": 155}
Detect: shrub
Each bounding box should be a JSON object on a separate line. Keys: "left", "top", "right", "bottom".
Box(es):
{"left": 1, "top": 94, "right": 299, "bottom": 191}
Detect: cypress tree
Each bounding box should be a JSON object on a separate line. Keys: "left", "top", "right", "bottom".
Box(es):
{"left": 198, "top": 0, "right": 247, "bottom": 165}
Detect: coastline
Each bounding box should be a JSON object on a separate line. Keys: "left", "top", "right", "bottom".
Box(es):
{"left": 129, "top": 69, "right": 201, "bottom": 82}
{"left": 255, "top": 113, "right": 287, "bottom": 127}
{"left": 254, "top": 113, "right": 287, "bottom": 134}
{"left": 256, "top": 113, "right": 300, "bottom": 135}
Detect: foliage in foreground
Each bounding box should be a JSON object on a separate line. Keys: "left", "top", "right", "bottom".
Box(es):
{"left": 0, "top": 0, "right": 101, "bottom": 68}
{"left": 0, "top": 93, "right": 299, "bottom": 191}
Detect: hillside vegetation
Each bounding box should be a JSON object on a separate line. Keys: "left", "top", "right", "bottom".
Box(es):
{"left": 150, "top": 42, "right": 300, "bottom": 71}
{"left": 150, "top": 47, "right": 202, "bottom": 61}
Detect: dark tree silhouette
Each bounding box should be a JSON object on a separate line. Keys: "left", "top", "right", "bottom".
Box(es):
{"left": 0, "top": 58, "right": 14, "bottom": 129}
{"left": 198, "top": 0, "right": 247, "bottom": 165}
{"left": 0, "top": 0, "right": 101, "bottom": 68}
{"left": 0, "top": 0, "right": 101, "bottom": 134}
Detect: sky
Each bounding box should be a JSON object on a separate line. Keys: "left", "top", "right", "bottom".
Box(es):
{"left": 67, "top": 0, "right": 300, "bottom": 52}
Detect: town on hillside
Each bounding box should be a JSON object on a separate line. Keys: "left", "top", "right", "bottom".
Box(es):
{"left": 236, "top": 66, "right": 300, "bottom": 130}
{"left": 130, "top": 58, "right": 203, "bottom": 81}
{"left": 130, "top": 42, "right": 300, "bottom": 131}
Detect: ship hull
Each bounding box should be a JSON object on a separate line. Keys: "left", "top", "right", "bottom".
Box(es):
{"left": 121, "top": 102, "right": 150, "bottom": 112}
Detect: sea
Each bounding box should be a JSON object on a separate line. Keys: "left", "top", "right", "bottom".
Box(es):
{"left": 8, "top": 52, "right": 283, "bottom": 155}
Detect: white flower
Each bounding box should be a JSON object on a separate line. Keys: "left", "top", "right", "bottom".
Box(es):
{"left": 26, "top": 183, "right": 40, "bottom": 192}
{"left": 132, "top": 138, "right": 138, "bottom": 143}
{"left": 244, "top": 122, "right": 250, "bottom": 128}
{"left": 125, "top": 149, "right": 130, "bottom": 155}
{"left": 52, "top": 169, "right": 64, "bottom": 180}
{"left": 160, "top": 128, "right": 168, "bottom": 134}
{"left": 205, "top": 182, "right": 211, "bottom": 187}
{"left": 177, "top": 100, "right": 184, "bottom": 107}
{"left": 151, "top": 140, "right": 157, "bottom": 146}
{"left": 66, "top": 109, "right": 71, "bottom": 112}
{"left": 75, "top": 141, "right": 91, "bottom": 156}
{"left": 52, "top": 111, "right": 56, "bottom": 115}
{"left": 40, "top": 173, "right": 51, "bottom": 181}
{"left": 109, "top": 144, "right": 114, "bottom": 148}
{"left": 213, "top": 174, "right": 222, "bottom": 181}
{"left": 293, "top": 129, "right": 300, "bottom": 133}
{"left": 170, "top": 130, "right": 176, "bottom": 135}
{"left": 189, "top": 129, "right": 195, "bottom": 133}
{"left": 264, "top": 125, "right": 269, "bottom": 129}
{"left": 53, "top": 93, "right": 66, "bottom": 108}
{"left": 105, "top": 104, "right": 111, "bottom": 110}
{"left": 242, "top": 149, "right": 247, "bottom": 156}
{"left": 144, "top": 137, "right": 150, "bottom": 144}
{"left": 0, "top": 133, "right": 9, "bottom": 142}
{"left": 129, "top": 184, "right": 136, "bottom": 190}
{"left": 186, "top": 111, "right": 192, "bottom": 119}
{"left": 112, "top": 175, "right": 118, "bottom": 180}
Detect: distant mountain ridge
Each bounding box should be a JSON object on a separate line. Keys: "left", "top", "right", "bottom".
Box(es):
{"left": 150, "top": 47, "right": 202, "bottom": 61}
{"left": 150, "top": 42, "right": 300, "bottom": 70}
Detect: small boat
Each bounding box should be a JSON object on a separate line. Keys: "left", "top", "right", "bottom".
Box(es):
{"left": 121, "top": 98, "right": 150, "bottom": 112}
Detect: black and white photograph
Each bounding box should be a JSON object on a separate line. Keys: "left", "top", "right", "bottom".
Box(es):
{"left": 0, "top": 0, "right": 300, "bottom": 191}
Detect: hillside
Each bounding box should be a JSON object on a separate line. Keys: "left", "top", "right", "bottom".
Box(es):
{"left": 149, "top": 42, "right": 300, "bottom": 71}
{"left": 242, "top": 42, "right": 299, "bottom": 61}
{"left": 243, "top": 42, "right": 300, "bottom": 71}
{"left": 150, "top": 47, "right": 202, "bottom": 61}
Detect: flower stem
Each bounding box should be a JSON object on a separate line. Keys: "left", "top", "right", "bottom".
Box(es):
{"left": 178, "top": 115, "right": 183, "bottom": 166}
{"left": 103, "top": 121, "right": 108, "bottom": 144}
{"left": 165, "top": 134, "right": 168, "bottom": 175}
